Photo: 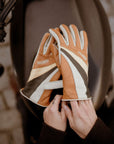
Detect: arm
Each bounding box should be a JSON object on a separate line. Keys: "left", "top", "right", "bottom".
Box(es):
{"left": 85, "top": 117, "right": 114, "bottom": 144}
{"left": 38, "top": 95, "right": 67, "bottom": 144}
{"left": 38, "top": 123, "right": 66, "bottom": 144}
{"left": 63, "top": 99, "right": 114, "bottom": 144}
{"left": 63, "top": 99, "right": 97, "bottom": 139}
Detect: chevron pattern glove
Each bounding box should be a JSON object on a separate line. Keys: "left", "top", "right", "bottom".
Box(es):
{"left": 20, "top": 33, "right": 62, "bottom": 107}
{"left": 50, "top": 24, "right": 90, "bottom": 101}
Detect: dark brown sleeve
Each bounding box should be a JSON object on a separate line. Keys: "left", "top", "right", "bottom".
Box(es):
{"left": 85, "top": 118, "right": 114, "bottom": 144}
{"left": 38, "top": 123, "right": 66, "bottom": 144}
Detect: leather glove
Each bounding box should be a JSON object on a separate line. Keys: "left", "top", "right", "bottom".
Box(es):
{"left": 49, "top": 24, "right": 90, "bottom": 101}
{"left": 20, "top": 33, "right": 62, "bottom": 107}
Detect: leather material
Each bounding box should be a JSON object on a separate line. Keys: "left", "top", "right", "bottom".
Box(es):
{"left": 21, "top": 33, "right": 61, "bottom": 107}
{"left": 50, "top": 24, "right": 89, "bottom": 101}
{"left": 11, "top": 0, "right": 112, "bottom": 118}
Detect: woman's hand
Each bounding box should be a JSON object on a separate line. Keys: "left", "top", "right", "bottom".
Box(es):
{"left": 63, "top": 99, "right": 97, "bottom": 139}
{"left": 43, "top": 95, "right": 67, "bottom": 132}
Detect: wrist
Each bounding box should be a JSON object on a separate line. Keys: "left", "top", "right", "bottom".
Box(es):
{"left": 84, "top": 117, "right": 98, "bottom": 139}
{"left": 74, "top": 117, "right": 98, "bottom": 139}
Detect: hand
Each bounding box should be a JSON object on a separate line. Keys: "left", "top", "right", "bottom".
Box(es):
{"left": 63, "top": 99, "right": 97, "bottom": 139}
{"left": 43, "top": 95, "right": 67, "bottom": 132}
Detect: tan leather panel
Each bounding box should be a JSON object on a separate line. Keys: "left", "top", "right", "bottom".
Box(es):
{"left": 38, "top": 71, "right": 61, "bottom": 106}
{"left": 61, "top": 55, "right": 78, "bottom": 100}
{"left": 38, "top": 90, "right": 51, "bottom": 106}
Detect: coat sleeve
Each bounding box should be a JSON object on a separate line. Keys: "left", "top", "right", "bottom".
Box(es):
{"left": 85, "top": 118, "right": 114, "bottom": 144}
{"left": 38, "top": 123, "right": 66, "bottom": 144}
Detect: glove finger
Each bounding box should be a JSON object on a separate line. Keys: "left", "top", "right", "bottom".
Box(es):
{"left": 51, "top": 44, "right": 60, "bottom": 68}
{"left": 81, "top": 31, "right": 88, "bottom": 56}
{"left": 38, "top": 33, "right": 50, "bottom": 54}
{"left": 69, "top": 24, "right": 81, "bottom": 49}
{"left": 60, "top": 24, "right": 74, "bottom": 46}
{"left": 79, "top": 31, "right": 88, "bottom": 66}
{"left": 49, "top": 28, "right": 65, "bottom": 46}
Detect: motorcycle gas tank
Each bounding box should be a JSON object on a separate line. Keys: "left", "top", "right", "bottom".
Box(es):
{"left": 11, "top": 0, "right": 112, "bottom": 118}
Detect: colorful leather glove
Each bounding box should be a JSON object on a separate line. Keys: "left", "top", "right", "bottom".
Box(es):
{"left": 49, "top": 24, "right": 90, "bottom": 101}
{"left": 20, "top": 33, "right": 62, "bottom": 107}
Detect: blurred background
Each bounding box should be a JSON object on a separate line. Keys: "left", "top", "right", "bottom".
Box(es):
{"left": 0, "top": 0, "right": 114, "bottom": 144}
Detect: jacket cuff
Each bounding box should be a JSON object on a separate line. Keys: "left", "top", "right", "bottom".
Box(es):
{"left": 85, "top": 118, "right": 114, "bottom": 144}
{"left": 38, "top": 123, "right": 66, "bottom": 144}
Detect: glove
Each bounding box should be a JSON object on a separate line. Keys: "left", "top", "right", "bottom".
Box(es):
{"left": 20, "top": 33, "right": 62, "bottom": 107}
{"left": 49, "top": 24, "right": 90, "bottom": 101}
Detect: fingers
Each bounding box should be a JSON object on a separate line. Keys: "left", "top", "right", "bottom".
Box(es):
{"left": 49, "top": 28, "right": 65, "bottom": 46}
{"left": 77, "top": 100, "right": 97, "bottom": 121}
{"left": 70, "top": 101, "right": 79, "bottom": 117}
{"left": 84, "top": 99, "right": 95, "bottom": 113}
{"left": 70, "top": 100, "right": 91, "bottom": 118}
{"left": 77, "top": 100, "right": 91, "bottom": 112}
{"left": 63, "top": 102, "right": 73, "bottom": 124}
{"left": 88, "top": 99, "right": 97, "bottom": 116}
{"left": 51, "top": 44, "right": 60, "bottom": 68}
{"left": 43, "top": 28, "right": 60, "bottom": 55}
{"left": 80, "top": 31, "right": 88, "bottom": 54}
{"left": 69, "top": 24, "right": 81, "bottom": 48}
{"left": 69, "top": 24, "right": 88, "bottom": 52}
{"left": 80, "top": 31, "right": 85, "bottom": 50}
{"left": 88, "top": 99, "right": 94, "bottom": 108}
{"left": 60, "top": 24, "right": 74, "bottom": 46}
{"left": 33, "top": 33, "right": 51, "bottom": 68}
{"left": 78, "top": 100, "right": 91, "bottom": 119}
{"left": 69, "top": 25, "right": 76, "bottom": 46}
{"left": 50, "top": 24, "right": 76, "bottom": 46}
{"left": 61, "top": 102, "right": 66, "bottom": 120}
{"left": 51, "top": 95, "right": 62, "bottom": 111}
{"left": 39, "top": 33, "right": 50, "bottom": 54}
